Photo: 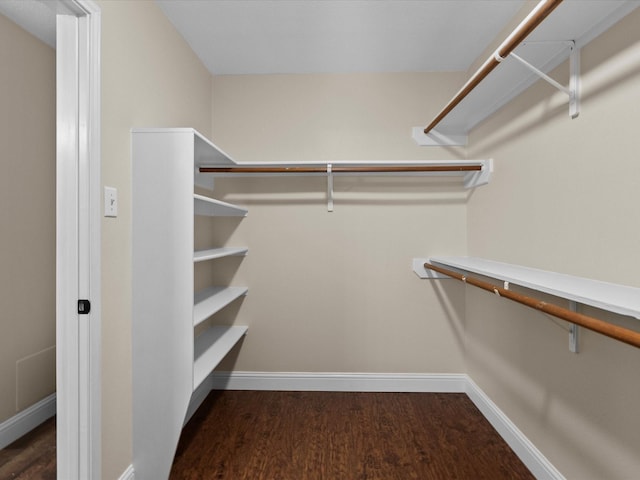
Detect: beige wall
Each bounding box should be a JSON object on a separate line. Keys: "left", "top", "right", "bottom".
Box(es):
{"left": 466, "top": 8, "right": 640, "bottom": 479}
{"left": 0, "top": 14, "right": 55, "bottom": 423}
{"left": 211, "top": 73, "right": 468, "bottom": 374}
{"left": 98, "top": 1, "right": 212, "bottom": 477}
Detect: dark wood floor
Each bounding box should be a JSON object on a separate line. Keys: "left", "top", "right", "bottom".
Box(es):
{"left": 0, "top": 392, "right": 534, "bottom": 480}
{"left": 0, "top": 417, "right": 56, "bottom": 480}
{"left": 170, "top": 391, "right": 534, "bottom": 480}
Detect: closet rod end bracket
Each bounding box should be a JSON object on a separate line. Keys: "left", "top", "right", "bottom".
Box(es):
{"left": 464, "top": 158, "right": 493, "bottom": 189}
{"left": 412, "top": 127, "right": 468, "bottom": 146}
{"left": 413, "top": 258, "right": 449, "bottom": 279}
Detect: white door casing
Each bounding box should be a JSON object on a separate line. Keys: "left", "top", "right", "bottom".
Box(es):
{"left": 56, "top": 1, "right": 101, "bottom": 478}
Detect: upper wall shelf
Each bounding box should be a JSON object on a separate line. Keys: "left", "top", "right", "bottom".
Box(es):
{"left": 414, "top": 0, "right": 639, "bottom": 145}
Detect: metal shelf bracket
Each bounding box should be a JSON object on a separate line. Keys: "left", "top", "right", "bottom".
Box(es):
{"left": 327, "top": 163, "right": 334, "bottom": 212}
{"left": 509, "top": 41, "right": 580, "bottom": 119}
{"left": 569, "top": 300, "right": 580, "bottom": 353}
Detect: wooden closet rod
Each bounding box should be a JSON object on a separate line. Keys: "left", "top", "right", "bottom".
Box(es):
{"left": 423, "top": 0, "right": 564, "bottom": 134}
{"left": 200, "top": 165, "right": 482, "bottom": 174}
{"left": 423, "top": 262, "right": 640, "bottom": 349}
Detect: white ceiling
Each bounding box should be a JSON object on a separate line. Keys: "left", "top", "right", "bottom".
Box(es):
{"left": 156, "top": 0, "right": 527, "bottom": 75}
{"left": 0, "top": 0, "right": 56, "bottom": 48}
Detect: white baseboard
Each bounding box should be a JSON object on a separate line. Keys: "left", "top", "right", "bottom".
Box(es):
{"left": 209, "top": 371, "right": 563, "bottom": 479}
{"left": 118, "top": 464, "right": 135, "bottom": 480}
{"left": 465, "top": 377, "right": 565, "bottom": 480}
{"left": 210, "top": 371, "right": 467, "bottom": 392}
{"left": 0, "top": 393, "right": 56, "bottom": 450}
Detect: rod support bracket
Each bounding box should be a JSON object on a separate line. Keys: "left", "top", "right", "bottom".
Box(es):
{"left": 569, "top": 301, "right": 580, "bottom": 353}
{"left": 327, "top": 163, "right": 334, "bottom": 212}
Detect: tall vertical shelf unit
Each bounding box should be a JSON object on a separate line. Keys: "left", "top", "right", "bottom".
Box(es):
{"left": 132, "top": 128, "right": 249, "bottom": 480}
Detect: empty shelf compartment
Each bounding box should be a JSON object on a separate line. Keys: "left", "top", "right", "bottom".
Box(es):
{"left": 193, "top": 325, "right": 248, "bottom": 390}
{"left": 194, "top": 194, "right": 247, "bottom": 217}
{"left": 194, "top": 286, "right": 248, "bottom": 327}
{"left": 194, "top": 247, "right": 248, "bottom": 263}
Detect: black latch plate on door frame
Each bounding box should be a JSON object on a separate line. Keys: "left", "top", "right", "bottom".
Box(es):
{"left": 78, "top": 299, "right": 91, "bottom": 314}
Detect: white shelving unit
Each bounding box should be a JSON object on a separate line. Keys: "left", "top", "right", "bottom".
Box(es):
{"left": 193, "top": 325, "right": 248, "bottom": 390}
{"left": 424, "top": 256, "right": 640, "bottom": 320}
{"left": 132, "top": 128, "right": 249, "bottom": 480}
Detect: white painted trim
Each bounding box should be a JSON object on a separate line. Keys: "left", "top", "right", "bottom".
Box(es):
{"left": 56, "top": 1, "right": 101, "bottom": 478}
{"left": 209, "top": 371, "right": 563, "bottom": 478}
{"left": 0, "top": 394, "right": 56, "bottom": 450}
{"left": 210, "top": 371, "right": 467, "bottom": 393}
{"left": 118, "top": 464, "right": 135, "bottom": 480}
{"left": 465, "top": 377, "right": 566, "bottom": 480}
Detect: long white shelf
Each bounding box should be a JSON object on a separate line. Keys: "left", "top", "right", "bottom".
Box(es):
{"left": 194, "top": 247, "right": 248, "bottom": 263}
{"left": 194, "top": 194, "right": 248, "bottom": 217}
{"left": 199, "top": 159, "right": 493, "bottom": 190}
{"left": 429, "top": 256, "right": 640, "bottom": 320}
{"left": 193, "top": 325, "right": 248, "bottom": 391}
{"left": 193, "top": 286, "right": 248, "bottom": 327}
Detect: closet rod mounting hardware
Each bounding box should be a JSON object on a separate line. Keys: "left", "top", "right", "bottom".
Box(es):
{"left": 327, "top": 163, "right": 334, "bottom": 212}
{"left": 413, "top": 258, "right": 448, "bottom": 279}
{"left": 569, "top": 301, "right": 580, "bottom": 353}
{"left": 411, "top": 128, "right": 468, "bottom": 147}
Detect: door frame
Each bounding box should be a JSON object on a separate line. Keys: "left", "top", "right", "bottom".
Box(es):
{"left": 56, "top": 0, "right": 101, "bottom": 478}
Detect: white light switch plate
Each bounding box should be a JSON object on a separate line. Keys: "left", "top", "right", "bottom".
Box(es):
{"left": 104, "top": 186, "right": 118, "bottom": 217}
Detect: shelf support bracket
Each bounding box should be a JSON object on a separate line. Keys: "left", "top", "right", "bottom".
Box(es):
{"left": 327, "top": 163, "right": 334, "bottom": 212}
{"left": 508, "top": 42, "right": 580, "bottom": 119}
{"left": 569, "top": 300, "right": 580, "bottom": 353}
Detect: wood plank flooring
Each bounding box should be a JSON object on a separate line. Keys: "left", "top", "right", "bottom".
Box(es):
{"left": 0, "top": 417, "right": 56, "bottom": 480}
{"left": 0, "top": 392, "right": 534, "bottom": 480}
{"left": 170, "top": 391, "right": 534, "bottom": 480}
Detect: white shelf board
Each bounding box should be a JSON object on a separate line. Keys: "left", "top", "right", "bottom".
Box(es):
{"left": 194, "top": 194, "right": 247, "bottom": 217}
{"left": 430, "top": 256, "right": 640, "bottom": 320}
{"left": 194, "top": 247, "right": 248, "bottom": 263}
{"left": 193, "top": 286, "right": 248, "bottom": 327}
{"left": 432, "top": 0, "right": 639, "bottom": 135}
{"left": 193, "top": 325, "right": 248, "bottom": 391}
{"left": 131, "top": 128, "right": 238, "bottom": 166}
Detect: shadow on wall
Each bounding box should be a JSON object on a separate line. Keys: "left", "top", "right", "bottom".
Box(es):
{"left": 205, "top": 175, "right": 475, "bottom": 208}
{"left": 464, "top": 286, "right": 640, "bottom": 479}
{"left": 428, "top": 280, "right": 466, "bottom": 354}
